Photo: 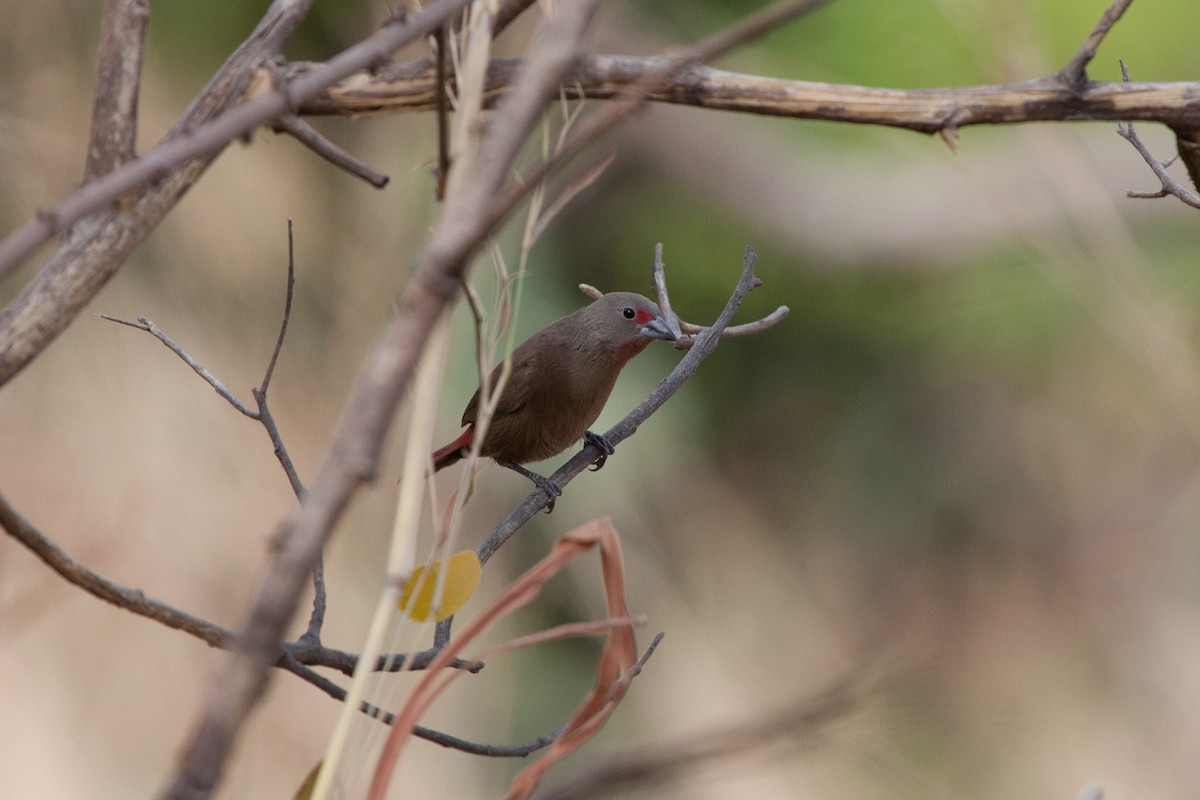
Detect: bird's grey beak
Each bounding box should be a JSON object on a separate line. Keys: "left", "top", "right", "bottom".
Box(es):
{"left": 640, "top": 315, "right": 679, "bottom": 341}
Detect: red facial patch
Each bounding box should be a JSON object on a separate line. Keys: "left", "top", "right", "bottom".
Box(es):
{"left": 633, "top": 307, "right": 655, "bottom": 326}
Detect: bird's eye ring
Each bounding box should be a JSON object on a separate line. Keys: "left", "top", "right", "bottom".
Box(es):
{"left": 622, "top": 307, "right": 635, "bottom": 319}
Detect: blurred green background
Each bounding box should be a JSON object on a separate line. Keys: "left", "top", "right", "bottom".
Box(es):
{"left": 4, "top": 0, "right": 1200, "bottom": 798}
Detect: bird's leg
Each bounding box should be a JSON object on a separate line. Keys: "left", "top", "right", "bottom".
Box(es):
{"left": 583, "top": 430, "right": 615, "bottom": 472}
{"left": 499, "top": 461, "right": 562, "bottom": 513}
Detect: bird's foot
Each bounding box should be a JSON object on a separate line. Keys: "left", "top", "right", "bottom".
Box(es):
{"left": 501, "top": 461, "right": 562, "bottom": 513}
{"left": 532, "top": 474, "right": 562, "bottom": 513}
{"left": 583, "top": 430, "right": 615, "bottom": 472}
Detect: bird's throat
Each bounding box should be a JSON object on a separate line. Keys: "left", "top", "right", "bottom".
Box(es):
{"left": 612, "top": 337, "right": 652, "bottom": 365}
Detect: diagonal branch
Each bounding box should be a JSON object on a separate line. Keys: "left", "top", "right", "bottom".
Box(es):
{"left": 0, "top": 485, "right": 475, "bottom": 674}
{"left": 1057, "top": 0, "right": 1134, "bottom": 88}
{"left": 272, "top": 113, "right": 390, "bottom": 188}
{"left": 0, "top": 490, "right": 234, "bottom": 648}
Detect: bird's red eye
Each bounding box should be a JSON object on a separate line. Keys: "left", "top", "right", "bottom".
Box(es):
{"left": 622, "top": 307, "right": 636, "bottom": 319}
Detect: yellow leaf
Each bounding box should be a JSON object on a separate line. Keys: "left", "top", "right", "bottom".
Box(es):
{"left": 399, "top": 551, "right": 482, "bottom": 621}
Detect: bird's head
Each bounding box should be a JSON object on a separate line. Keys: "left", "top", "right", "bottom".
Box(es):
{"left": 584, "top": 291, "right": 678, "bottom": 362}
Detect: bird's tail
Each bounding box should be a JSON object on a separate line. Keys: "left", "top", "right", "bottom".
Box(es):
{"left": 431, "top": 427, "right": 474, "bottom": 472}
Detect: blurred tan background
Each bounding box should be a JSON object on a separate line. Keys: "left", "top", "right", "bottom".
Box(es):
{"left": 5, "top": 0, "right": 1200, "bottom": 797}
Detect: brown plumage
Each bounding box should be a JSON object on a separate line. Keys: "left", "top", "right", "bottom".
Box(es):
{"left": 432, "top": 291, "right": 677, "bottom": 510}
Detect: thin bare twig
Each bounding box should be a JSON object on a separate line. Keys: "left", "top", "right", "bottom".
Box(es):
{"left": 273, "top": 113, "right": 390, "bottom": 188}
{"left": 579, "top": 244, "right": 787, "bottom": 349}
{"left": 98, "top": 314, "right": 258, "bottom": 416}
{"left": 103, "top": 223, "right": 330, "bottom": 644}
{"left": 649, "top": 243, "right": 681, "bottom": 338}
{"left": 278, "top": 655, "right": 541, "bottom": 753}
{"left": 259, "top": 222, "right": 294, "bottom": 397}
{"left": 649, "top": 245, "right": 787, "bottom": 348}
{"left": 284, "top": 639, "right": 480, "bottom": 675}
{"left": 1116, "top": 61, "right": 1200, "bottom": 210}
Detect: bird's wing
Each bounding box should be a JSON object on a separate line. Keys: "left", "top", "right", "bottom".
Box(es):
{"left": 460, "top": 346, "right": 540, "bottom": 425}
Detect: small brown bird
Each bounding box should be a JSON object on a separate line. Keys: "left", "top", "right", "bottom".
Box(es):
{"left": 432, "top": 291, "right": 677, "bottom": 510}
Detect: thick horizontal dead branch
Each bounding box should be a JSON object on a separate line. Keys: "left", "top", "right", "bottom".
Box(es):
{"left": 291, "top": 55, "right": 1200, "bottom": 133}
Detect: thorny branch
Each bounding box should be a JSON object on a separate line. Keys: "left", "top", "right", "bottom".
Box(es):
{"left": 298, "top": 55, "right": 1200, "bottom": 132}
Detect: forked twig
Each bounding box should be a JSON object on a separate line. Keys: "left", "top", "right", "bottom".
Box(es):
{"left": 578, "top": 243, "right": 788, "bottom": 352}
{"left": 1116, "top": 61, "right": 1200, "bottom": 210}
{"left": 100, "top": 221, "right": 334, "bottom": 638}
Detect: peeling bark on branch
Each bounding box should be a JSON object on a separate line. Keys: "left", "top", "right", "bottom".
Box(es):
{"left": 291, "top": 55, "right": 1200, "bottom": 134}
